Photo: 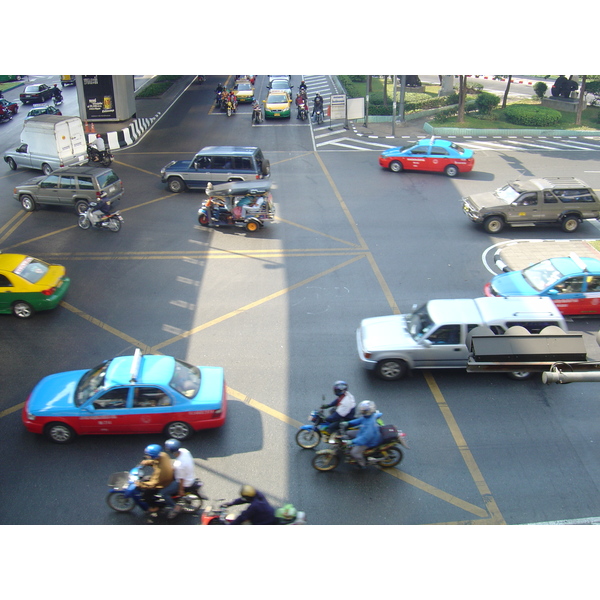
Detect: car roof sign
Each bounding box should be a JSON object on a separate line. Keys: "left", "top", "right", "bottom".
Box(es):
{"left": 130, "top": 348, "right": 143, "bottom": 383}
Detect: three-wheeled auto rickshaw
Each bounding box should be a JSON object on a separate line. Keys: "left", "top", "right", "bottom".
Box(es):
{"left": 198, "top": 180, "right": 275, "bottom": 232}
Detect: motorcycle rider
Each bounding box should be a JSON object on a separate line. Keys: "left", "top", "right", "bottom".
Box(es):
{"left": 341, "top": 400, "right": 383, "bottom": 469}
{"left": 136, "top": 443, "right": 178, "bottom": 519}
{"left": 223, "top": 485, "right": 278, "bottom": 525}
{"left": 299, "top": 80, "right": 307, "bottom": 96}
{"left": 320, "top": 380, "right": 356, "bottom": 433}
{"left": 88, "top": 134, "right": 106, "bottom": 162}
{"left": 88, "top": 194, "right": 114, "bottom": 225}
{"left": 52, "top": 83, "right": 62, "bottom": 102}
{"left": 312, "top": 93, "right": 323, "bottom": 119}
{"left": 165, "top": 438, "right": 196, "bottom": 518}
{"left": 295, "top": 93, "right": 307, "bottom": 119}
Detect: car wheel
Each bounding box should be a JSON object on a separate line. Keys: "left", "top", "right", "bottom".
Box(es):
{"left": 41, "top": 163, "right": 52, "bottom": 176}
{"left": 164, "top": 421, "right": 193, "bottom": 440}
{"left": 44, "top": 422, "right": 76, "bottom": 444}
{"left": 167, "top": 177, "right": 186, "bottom": 193}
{"left": 561, "top": 215, "right": 579, "bottom": 233}
{"left": 483, "top": 216, "right": 505, "bottom": 234}
{"left": 506, "top": 371, "right": 534, "bottom": 381}
{"left": 20, "top": 194, "right": 37, "bottom": 212}
{"left": 445, "top": 164, "right": 459, "bottom": 177}
{"left": 376, "top": 359, "right": 408, "bottom": 381}
{"left": 7, "top": 157, "right": 17, "bottom": 170}
{"left": 75, "top": 200, "right": 89, "bottom": 215}
{"left": 12, "top": 301, "right": 34, "bottom": 318}
{"left": 389, "top": 160, "right": 403, "bottom": 173}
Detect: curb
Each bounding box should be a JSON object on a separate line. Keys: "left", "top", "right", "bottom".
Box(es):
{"left": 85, "top": 115, "right": 161, "bottom": 150}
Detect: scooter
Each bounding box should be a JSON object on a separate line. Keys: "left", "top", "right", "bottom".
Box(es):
{"left": 106, "top": 464, "right": 207, "bottom": 523}
{"left": 295, "top": 397, "right": 358, "bottom": 449}
{"left": 87, "top": 144, "right": 113, "bottom": 167}
{"left": 297, "top": 103, "right": 308, "bottom": 121}
{"left": 200, "top": 500, "right": 306, "bottom": 525}
{"left": 314, "top": 108, "right": 324, "bottom": 125}
{"left": 78, "top": 201, "right": 124, "bottom": 232}
{"left": 251, "top": 102, "right": 263, "bottom": 124}
{"left": 311, "top": 424, "right": 408, "bottom": 472}
{"left": 53, "top": 93, "right": 63, "bottom": 106}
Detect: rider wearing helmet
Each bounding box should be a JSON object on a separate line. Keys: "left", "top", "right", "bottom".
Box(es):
{"left": 136, "top": 443, "right": 178, "bottom": 517}
{"left": 165, "top": 438, "right": 196, "bottom": 498}
{"left": 320, "top": 380, "right": 356, "bottom": 432}
{"left": 224, "top": 485, "right": 278, "bottom": 525}
{"left": 342, "top": 400, "right": 383, "bottom": 468}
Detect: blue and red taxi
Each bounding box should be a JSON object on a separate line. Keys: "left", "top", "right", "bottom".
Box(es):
{"left": 23, "top": 349, "right": 227, "bottom": 443}
{"left": 484, "top": 254, "right": 600, "bottom": 316}
{"left": 379, "top": 137, "right": 474, "bottom": 177}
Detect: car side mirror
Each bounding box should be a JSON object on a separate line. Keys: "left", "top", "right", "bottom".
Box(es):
{"left": 82, "top": 404, "right": 96, "bottom": 413}
{"left": 419, "top": 338, "right": 432, "bottom": 347}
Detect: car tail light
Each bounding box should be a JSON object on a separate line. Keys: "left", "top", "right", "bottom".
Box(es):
{"left": 41, "top": 287, "right": 57, "bottom": 296}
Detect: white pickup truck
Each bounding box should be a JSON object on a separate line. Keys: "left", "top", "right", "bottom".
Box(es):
{"left": 356, "top": 296, "right": 569, "bottom": 381}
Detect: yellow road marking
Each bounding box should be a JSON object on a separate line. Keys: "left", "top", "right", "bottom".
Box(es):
{"left": 424, "top": 372, "right": 506, "bottom": 524}
{"left": 0, "top": 211, "right": 31, "bottom": 245}
{"left": 0, "top": 403, "right": 25, "bottom": 419}
{"left": 152, "top": 255, "right": 364, "bottom": 351}
{"left": 60, "top": 301, "right": 157, "bottom": 354}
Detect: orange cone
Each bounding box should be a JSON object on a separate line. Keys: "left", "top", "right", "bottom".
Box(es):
{"left": 84, "top": 121, "right": 90, "bottom": 133}
{"left": 90, "top": 123, "right": 96, "bottom": 133}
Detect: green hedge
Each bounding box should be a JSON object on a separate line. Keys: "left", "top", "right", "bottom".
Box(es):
{"left": 504, "top": 104, "right": 562, "bottom": 127}
{"left": 136, "top": 76, "right": 181, "bottom": 98}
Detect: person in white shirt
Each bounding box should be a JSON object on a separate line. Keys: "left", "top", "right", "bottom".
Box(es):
{"left": 165, "top": 439, "right": 196, "bottom": 497}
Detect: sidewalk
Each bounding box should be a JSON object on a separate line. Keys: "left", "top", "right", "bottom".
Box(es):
{"left": 87, "top": 75, "right": 197, "bottom": 149}
{"left": 492, "top": 238, "right": 600, "bottom": 273}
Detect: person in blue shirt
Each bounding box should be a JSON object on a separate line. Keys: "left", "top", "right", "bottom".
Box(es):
{"left": 343, "top": 400, "right": 383, "bottom": 468}
{"left": 224, "top": 485, "right": 278, "bottom": 525}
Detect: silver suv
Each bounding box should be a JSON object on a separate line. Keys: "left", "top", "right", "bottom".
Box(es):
{"left": 462, "top": 177, "right": 600, "bottom": 233}
{"left": 13, "top": 165, "right": 124, "bottom": 214}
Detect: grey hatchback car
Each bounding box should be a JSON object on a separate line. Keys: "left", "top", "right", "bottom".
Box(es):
{"left": 13, "top": 165, "right": 124, "bottom": 214}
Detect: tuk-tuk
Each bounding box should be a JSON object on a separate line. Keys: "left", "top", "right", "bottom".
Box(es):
{"left": 60, "top": 76, "right": 76, "bottom": 87}
{"left": 198, "top": 180, "right": 275, "bottom": 232}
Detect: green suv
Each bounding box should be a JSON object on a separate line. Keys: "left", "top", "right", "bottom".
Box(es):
{"left": 462, "top": 177, "right": 600, "bottom": 233}
{"left": 13, "top": 165, "right": 124, "bottom": 214}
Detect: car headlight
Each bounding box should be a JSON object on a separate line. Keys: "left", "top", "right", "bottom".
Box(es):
{"left": 27, "top": 412, "right": 36, "bottom": 421}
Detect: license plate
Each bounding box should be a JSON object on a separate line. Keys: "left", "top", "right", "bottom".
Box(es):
{"left": 109, "top": 186, "right": 115, "bottom": 193}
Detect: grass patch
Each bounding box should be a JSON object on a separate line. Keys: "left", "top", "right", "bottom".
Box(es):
{"left": 136, "top": 76, "right": 182, "bottom": 98}
{"left": 435, "top": 97, "right": 600, "bottom": 130}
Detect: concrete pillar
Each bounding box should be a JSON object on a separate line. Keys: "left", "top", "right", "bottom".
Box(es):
{"left": 438, "top": 75, "right": 454, "bottom": 97}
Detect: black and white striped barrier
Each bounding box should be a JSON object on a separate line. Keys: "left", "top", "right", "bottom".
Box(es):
{"left": 86, "top": 114, "right": 160, "bottom": 150}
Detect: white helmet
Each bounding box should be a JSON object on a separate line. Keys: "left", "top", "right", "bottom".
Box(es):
{"left": 358, "top": 400, "right": 376, "bottom": 416}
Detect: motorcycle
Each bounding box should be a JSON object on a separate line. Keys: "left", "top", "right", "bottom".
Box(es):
{"left": 106, "top": 464, "right": 207, "bottom": 523}
{"left": 251, "top": 102, "right": 263, "bottom": 125}
{"left": 311, "top": 424, "right": 409, "bottom": 472}
{"left": 200, "top": 500, "right": 306, "bottom": 525}
{"left": 295, "top": 398, "right": 358, "bottom": 449}
{"left": 87, "top": 144, "right": 113, "bottom": 167}
{"left": 297, "top": 102, "right": 308, "bottom": 121}
{"left": 196, "top": 76, "right": 205, "bottom": 84}
{"left": 78, "top": 201, "right": 124, "bottom": 232}
{"left": 225, "top": 97, "right": 237, "bottom": 117}
{"left": 314, "top": 108, "right": 324, "bottom": 125}
{"left": 53, "top": 93, "right": 63, "bottom": 106}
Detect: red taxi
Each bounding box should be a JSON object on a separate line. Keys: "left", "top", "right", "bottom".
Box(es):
{"left": 379, "top": 137, "right": 474, "bottom": 177}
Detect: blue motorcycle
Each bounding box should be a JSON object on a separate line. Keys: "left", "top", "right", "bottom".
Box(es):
{"left": 106, "top": 464, "right": 206, "bottom": 520}
{"left": 295, "top": 402, "right": 358, "bottom": 449}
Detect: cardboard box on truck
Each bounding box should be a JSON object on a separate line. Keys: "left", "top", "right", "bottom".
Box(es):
{"left": 3, "top": 115, "right": 88, "bottom": 175}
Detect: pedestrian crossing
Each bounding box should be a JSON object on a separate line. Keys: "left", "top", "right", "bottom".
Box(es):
{"left": 301, "top": 76, "right": 600, "bottom": 154}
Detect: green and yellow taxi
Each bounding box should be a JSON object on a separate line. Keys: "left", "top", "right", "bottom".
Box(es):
{"left": 0, "top": 253, "right": 70, "bottom": 318}
{"left": 263, "top": 91, "right": 291, "bottom": 119}
{"left": 233, "top": 78, "right": 255, "bottom": 103}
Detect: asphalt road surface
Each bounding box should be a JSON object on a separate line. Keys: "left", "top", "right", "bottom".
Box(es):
{"left": 2, "top": 76, "right": 600, "bottom": 529}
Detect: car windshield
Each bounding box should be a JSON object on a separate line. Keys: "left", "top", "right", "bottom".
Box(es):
{"left": 271, "top": 80, "right": 289, "bottom": 89}
{"left": 169, "top": 359, "right": 201, "bottom": 398}
{"left": 75, "top": 361, "right": 111, "bottom": 406}
{"left": 407, "top": 304, "right": 435, "bottom": 340}
{"left": 269, "top": 94, "right": 288, "bottom": 103}
{"left": 237, "top": 84, "right": 252, "bottom": 91}
{"left": 24, "top": 86, "right": 39, "bottom": 93}
{"left": 13, "top": 257, "right": 49, "bottom": 283}
{"left": 495, "top": 184, "right": 521, "bottom": 203}
{"left": 521, "top": 259, "right": 563, "bottom": 291}
{"left": 96, "top": 170, "right": 120, "bottom": 188}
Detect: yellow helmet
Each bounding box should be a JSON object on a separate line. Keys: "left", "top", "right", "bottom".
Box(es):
{"left": 240, "top": 485, "right": 257, "bottom": 500}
